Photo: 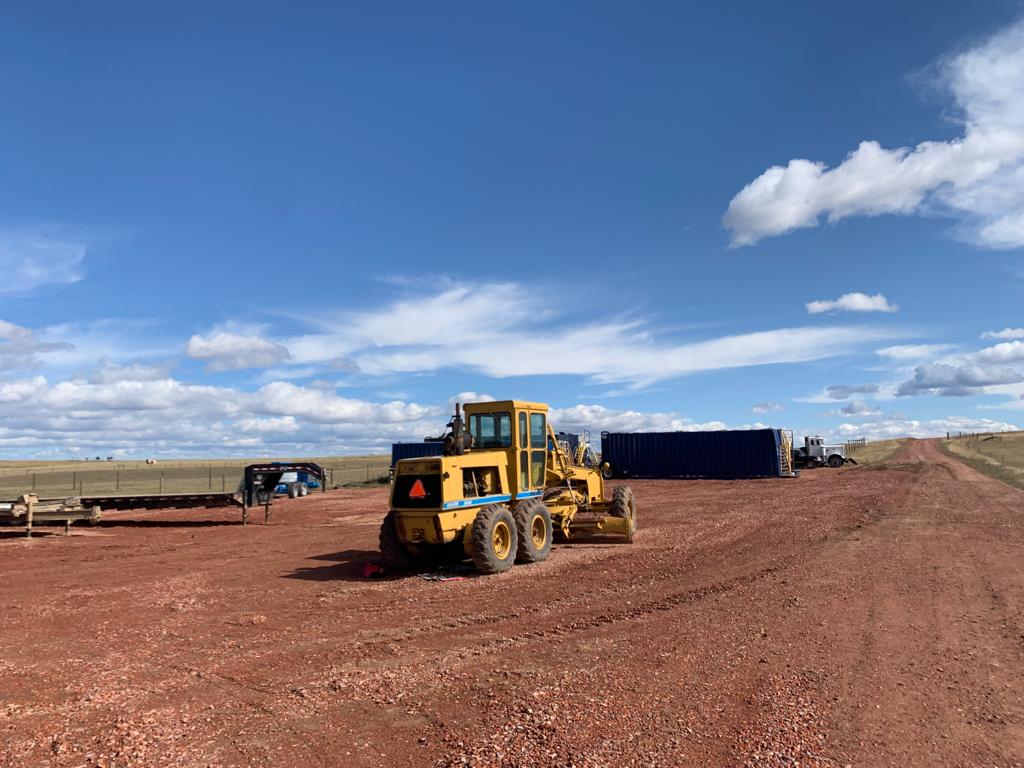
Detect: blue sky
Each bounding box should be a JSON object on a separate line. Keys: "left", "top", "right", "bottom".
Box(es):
{"left": 2, "top": 2, "right": 1024, "bottom": 457}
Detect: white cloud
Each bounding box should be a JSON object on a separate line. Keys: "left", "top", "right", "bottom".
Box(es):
{"left": 832, "top": 415, "right": 1017, "bottom": 441}
{"left": 224, "top": 281, "right": 905, "bottom": 389}
{"left": 875, "top": 343, "right": 954, "bottom": 360}
{"left": 724, "top": 19, "right": 1024, "bottom": 248}
{"left": 825, "top": 383, "right": 879, "bottom": 400}
{"left": 836, "top": 400, "right": 882, "bottom": 417}
{"left": 0, "top": 373, "right": 446, "bottom": 457}
{"left": 897, "top": 361, "right": 1023, "bottom": 396}
{"left": 806, "top": 292, "right": 898, "bottom": 314}
{"left": 752, "top": 400, "right": 783, "bottom": 413}
{"left": 550, "top": 403, "right": 729, "bottom": 434}
{"left": 981, "top": 327, "right": 1024, "bottom": 340}
{"left": 971, "top": 340, "right": 1024, "bottom": 364}
{"left": 186, "top": 330, "right": 291, "bottom": 371}
{"left": 0, "top": 231, "right": 85, "bottom": 294}
{"left": 0, "top": 319, "right": 73, "bottom": 370}
{"left": 88, "top": 361, "right": 174, "bottom": 384}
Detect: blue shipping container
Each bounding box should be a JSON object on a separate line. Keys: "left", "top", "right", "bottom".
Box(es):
{"left": 600, "top": 429, "right": 782, "bottom": 479}
{"left": 391, "top": 441, "right": 445, "bottom": 466}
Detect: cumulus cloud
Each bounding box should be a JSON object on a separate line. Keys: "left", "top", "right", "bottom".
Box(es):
{"left": 833, "top": 415, "right": 1018, "bottom": 441}
{"left": 825, "top": 383, "right": 879, "bottom": 400}
{"left": 550, "top": 404, "right": 729, "bottom": 434}
{"left": 806, "top": 292, "right": 898, "bottom": 314}
{"left": 897, "top": 362, "right": 1023, "bottom": 396}
{"left": 875, "top": 343, "right": 954, "bottom": 360}
{"left": 971, "top": 340, "right": 1024, "bottom": 364}
{"left": 0, "top": 319, "right": 73, "bottom": 370}
{"left": 0, "top": 374, "right": 447, "bottom": 457}
{"left": 837, "top": 400, "right": 882, "bottom": 417}
{"left": 752, "top": 401, "right": 783, "bottom": 413}
{"left": 724, "top": 19, "right": 1024, "bottom": 248}
{"left": 186, "top": 330, "right": 292, "bottom": 372}
{"left": 982, "top": 327, "right": 1024, "bottom": 340}
{"left": 0, "top": 231, "right": 85, "bottom": 295}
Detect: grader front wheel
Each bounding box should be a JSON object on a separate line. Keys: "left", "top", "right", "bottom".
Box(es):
{"left": 609, "top": 485, "right": 638, "bottom": 543}
{"left": 471, "top": 504, "right": 519, "bottom": 574}
{"left": 512, "top": 498, "right": 552, "bottom": 564}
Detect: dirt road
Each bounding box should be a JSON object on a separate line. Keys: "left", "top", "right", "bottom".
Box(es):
{"left": 2, "top": 439, "right": 1022, "bottom": 767}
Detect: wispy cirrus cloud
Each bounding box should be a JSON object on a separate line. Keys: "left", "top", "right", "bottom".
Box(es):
{"left": 209, "top": 281, "right": 906, "bottom": 389}
{"left": 0, "top": 231, "right": 85, "bottom": 295}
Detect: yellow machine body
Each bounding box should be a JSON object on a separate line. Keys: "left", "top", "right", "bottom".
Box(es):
{"left": 388, "top": 400, "right": 632, "bottom": 560}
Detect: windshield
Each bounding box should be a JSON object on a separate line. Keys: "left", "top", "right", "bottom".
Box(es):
{"left": 469, "top": 412, "right": 512, "bottom": 448}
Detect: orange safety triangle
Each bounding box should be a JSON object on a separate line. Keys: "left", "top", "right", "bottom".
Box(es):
{"left": 409, "top": 478, "right": 427, "bottom": 499}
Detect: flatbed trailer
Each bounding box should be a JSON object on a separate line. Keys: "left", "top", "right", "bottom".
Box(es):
{"left": 0, "top": 495, "right": 100, "bottom": 537}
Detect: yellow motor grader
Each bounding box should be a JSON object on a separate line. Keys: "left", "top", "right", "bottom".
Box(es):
{"left": 380, "top": 400, "right": 637, "bottom": 575}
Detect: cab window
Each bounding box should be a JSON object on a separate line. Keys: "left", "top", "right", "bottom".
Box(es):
{"left": 518, "top": 412, "right": 528, "bottom": 449}
{"left": 529, "top": 413, "right": 546, "bottom": 447}
{"left": 469, "top": 412, "right": 512, "bottom": 448}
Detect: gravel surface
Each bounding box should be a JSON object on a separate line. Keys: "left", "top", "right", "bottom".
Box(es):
{"left": 1, "top": 439, "right": 1022, "bottom": 767}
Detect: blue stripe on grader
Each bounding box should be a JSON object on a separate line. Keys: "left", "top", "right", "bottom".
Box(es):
{"left": 441, "top": 489, "right": 542, "bottom": 510}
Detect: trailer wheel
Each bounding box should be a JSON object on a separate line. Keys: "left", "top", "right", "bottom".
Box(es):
{"left": 828, "top": 455, "right": 843, "bottom": 468}
{"left": 379, "top": 511, "right": 417, "bottom": 571}
{"left": 512, "top": 498, "right": 552, "bottom": 564}
{"left": 287, "top": 483, "right": 299, "bottom": 498}
{"left": 470, "top": 504, "right": 518, "bottom": 574}
{"left": 610, "top": 485, "right": 638, "bottom": 543}
{"left": 300, "top": 483, "right": 309, "bottom": 496}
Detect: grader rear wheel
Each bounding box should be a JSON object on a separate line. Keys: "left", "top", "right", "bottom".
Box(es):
{"left": 470, "top": 504, "right": 518, "bottom": 574}
{"left": 379, "top": 511, "right": 418, "bottom": 571}
{"left": 609, "top": 485, "right": 638, "bottom": 543}
{"left": 512, "top": 498, "right": 552, "bottom": 564}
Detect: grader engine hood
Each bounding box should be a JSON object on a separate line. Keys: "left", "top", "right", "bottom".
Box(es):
{"left": 390, "top": 459, "right": 444, "bottom": 511}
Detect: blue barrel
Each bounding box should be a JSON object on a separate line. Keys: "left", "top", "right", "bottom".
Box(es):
{"left": 600, "top": 429, "right": 782, "bottom": 479}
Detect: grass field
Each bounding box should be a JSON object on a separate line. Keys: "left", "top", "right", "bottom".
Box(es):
{"left": 0, "top": 455, "right": 390, "bottom": 500}
{"left": 940, "top": 431, "right": 1024, "bottom": 490}
{"left": 846, "top": 438, "right": 904, "bottom": 465}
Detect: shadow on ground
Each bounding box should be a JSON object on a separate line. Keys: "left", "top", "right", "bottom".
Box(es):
{"left": 284, "top": 549, "right": 383, "bottom": 582}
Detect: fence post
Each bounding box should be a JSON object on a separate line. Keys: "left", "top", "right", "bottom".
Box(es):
{"left": 160, "top": 472, "right": 164, "bottom": 494}
{"left": 116, "top": 470, "right": 120, "bottom": 491}
{"left": 72, "top": 471, "right": 77, "bottom": 490}
{"left": 31, "top": 473, "right": 36, "bottom": 490}
{"left": 222, "top": 474, "right": 226, "bottom": 491}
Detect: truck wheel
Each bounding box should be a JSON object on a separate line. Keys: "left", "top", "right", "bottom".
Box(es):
{"left": 470, "top": 504, "right": 518, "bottom": 574}
{"left": 610, "top": 485, "right": 638, "bottom": 543}
{"left": 288, "top": 483, "right": 299, "bottom": 498}
{"left": 512, "top": 498, "right": 552, "bottom": 564}
{"left": 379, "top": 511, "right": 417, "bottom": 571}
{"left": 828, "top": 455, "right": 843, "bottom": 468}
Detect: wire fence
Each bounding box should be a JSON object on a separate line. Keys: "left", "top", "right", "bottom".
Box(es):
{"left": 0, "top": 457, "right": 391, "bottom": 500}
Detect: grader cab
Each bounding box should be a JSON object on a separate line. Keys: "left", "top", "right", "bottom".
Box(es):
{"left": 380, "top": 400, "right": 637, "bottom": 574}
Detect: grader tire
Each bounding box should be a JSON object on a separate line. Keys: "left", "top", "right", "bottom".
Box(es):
{"left": 512, "top": 498, "right": 552, "bottom": 564}
{"left": 379, "top": 511, "right": 417, "bottom": 572}
{"left": 609, "top": 485, "right": 638, "bottom": 543}
{"left": 470, "top": 504, "right": 518, "bottom": 574}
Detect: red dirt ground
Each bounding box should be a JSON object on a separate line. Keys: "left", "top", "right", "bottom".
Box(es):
{"left": 2, "top": 439, "right": 1023, "bottom": 767}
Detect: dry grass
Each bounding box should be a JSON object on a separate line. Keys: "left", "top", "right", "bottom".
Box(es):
{"left": 0, "top": 455, "right": 390, "bottom": 500}
{"left": 941, "top": 432, "right": 1024, "bottom": 491}
{"left": 846, "top": 439, "right": 904, "bottom": 466}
